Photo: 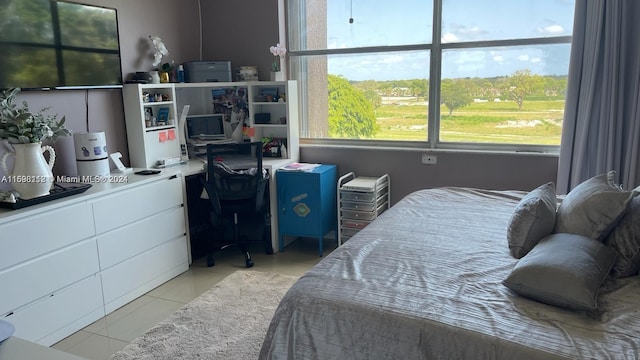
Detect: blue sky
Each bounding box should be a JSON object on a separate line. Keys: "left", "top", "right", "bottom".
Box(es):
{"left": 324, "top": 0, "right": 575, "bottom": 80}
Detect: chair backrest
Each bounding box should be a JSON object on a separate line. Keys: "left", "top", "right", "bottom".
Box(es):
{"left": 204, "top": 142, "right": 268, "bottom": 212}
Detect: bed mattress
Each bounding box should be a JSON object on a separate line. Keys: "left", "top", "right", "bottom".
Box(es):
{"left": 259, "top": 187, "right": 640, "bottom": 359}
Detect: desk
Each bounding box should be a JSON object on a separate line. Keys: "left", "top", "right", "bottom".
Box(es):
{"left": 178, "top": 158, "right": 295, "bottom": 257}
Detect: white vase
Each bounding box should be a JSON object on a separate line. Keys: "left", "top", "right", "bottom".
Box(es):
{"left": 270, "top": 71, "right": 286, "bottom": 81}
{"left": 150, "top": 70, "right": 161, "bottom": 84}
{"left": 0, "top": 143, "right": 56, "bottom": 199}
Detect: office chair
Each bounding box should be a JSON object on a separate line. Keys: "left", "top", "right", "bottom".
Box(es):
{"left": 201, "top": 142, "right": 271, "bottom": 268}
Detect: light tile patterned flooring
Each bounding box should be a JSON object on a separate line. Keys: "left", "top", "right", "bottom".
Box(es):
{"left": 51, "top": 238, "right": 335, "bottom": 360}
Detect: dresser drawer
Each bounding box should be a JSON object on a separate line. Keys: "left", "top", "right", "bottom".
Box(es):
{"left": 0, "top": 202, "right": 94, "bottom": 271}
{"left": 92, "top": 176, "right": 183, "bottom": 234}
{"left": 101, "top": 236, "right": 188, "bottom": 311}
{"left": 7, "top": 275, "right": 103, "bottom": 345}
{"left": 97, "top": 207, "right": 186, "bottom": 269}
{"left": 0, "top": 239, "right": 100, "bottom": 317}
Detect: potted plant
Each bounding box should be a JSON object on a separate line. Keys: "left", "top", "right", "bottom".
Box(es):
{"left": 0, "top": 88, "right": 70, "bottom": 199}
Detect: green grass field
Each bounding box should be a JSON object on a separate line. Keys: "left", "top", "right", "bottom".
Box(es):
{"left": 371, "top": 98, "right": 564, "bottom": 145}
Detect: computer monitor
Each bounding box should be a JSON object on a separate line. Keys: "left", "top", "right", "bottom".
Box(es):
{"left": 186, "top": 114, "right": 226, "bottom": 140}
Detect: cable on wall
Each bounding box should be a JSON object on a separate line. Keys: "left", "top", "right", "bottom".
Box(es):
{"left": 85, "top": 90, "right": 90, "bottom": 131}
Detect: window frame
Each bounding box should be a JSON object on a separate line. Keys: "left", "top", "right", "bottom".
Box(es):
{"left": 286, "top": 0, "right": 573, "bottom": 154}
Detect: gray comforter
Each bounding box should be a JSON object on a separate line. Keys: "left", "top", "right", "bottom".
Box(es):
{"left": 259, "top": 187, "right": 640, "bottom": 359}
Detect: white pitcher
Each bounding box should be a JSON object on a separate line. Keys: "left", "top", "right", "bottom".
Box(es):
{"left": 0, "top": 143, "right": 56, "bottom": 199}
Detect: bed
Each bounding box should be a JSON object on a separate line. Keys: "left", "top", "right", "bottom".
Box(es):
{"left": 259, "top": 179, "right": 640, "bottom": 359}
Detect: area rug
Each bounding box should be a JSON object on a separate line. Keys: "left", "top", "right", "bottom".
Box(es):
{"left": 109, "top": 270, "right": 298, "bottom": 360}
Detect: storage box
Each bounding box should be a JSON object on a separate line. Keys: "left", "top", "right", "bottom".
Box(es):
{"left": 184, "top": 61, "right": 232, "bottom": 83}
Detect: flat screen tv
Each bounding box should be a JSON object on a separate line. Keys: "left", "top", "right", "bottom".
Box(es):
{"left": 0, "top": 0, "right": 123, "bottom": 91}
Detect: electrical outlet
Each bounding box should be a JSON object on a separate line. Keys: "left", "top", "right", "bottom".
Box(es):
{"left": 421, "top": 154, "right": 437, "bottom": 165}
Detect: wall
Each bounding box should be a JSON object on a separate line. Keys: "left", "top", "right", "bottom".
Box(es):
{"left": 301, "top": 146, "right": 559, "bottom": 203}
{"left": 199, "top": 0, "right": 280, "bottom": 81}
{"left": 1, "top": 0, "right": 202, "bottom": 190}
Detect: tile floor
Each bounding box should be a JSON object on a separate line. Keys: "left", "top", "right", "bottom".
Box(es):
{"left": 51, "top": 237, "right": 336, "bottom": 360}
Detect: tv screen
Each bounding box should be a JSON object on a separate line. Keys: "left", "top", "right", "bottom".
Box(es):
{"left": 0, "top": 0, "right": 122, "bottom": 90}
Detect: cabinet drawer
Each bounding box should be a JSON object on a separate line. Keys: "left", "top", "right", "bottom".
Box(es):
{"left": 340, "top": 218, "right": 372, "bottom": 229}
{"left": 0, "top": 202, "right": 94, "bottom": 271}
{"left": 97, "top": 207, "right": 186, "bottom": 269}
{"left": 7, "top": 275, "right": 103, "bottom": 345}
{"left": 341, "top": 201, "right": 377, "bottom": 212}
{"left": 340, "top": 186, "right": 388, "bottom": 203}
{"left": 340, "top": 227, "right": 361, "bottom": 238}
{"left": 341, "top": 202, "right": 388, "bottom": 221}
{"left": 92, "top": 176, "right": 183, "bottom": 234}
{"left": 101, "top": 236, "right": 188, "bottom": 310}
{"left": 0, "top": 239, "right": 99, "bottom": 317}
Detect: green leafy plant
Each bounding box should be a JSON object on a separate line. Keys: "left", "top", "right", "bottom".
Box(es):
{"left": 0, "top": 88, "right": 70, "bottom": 144}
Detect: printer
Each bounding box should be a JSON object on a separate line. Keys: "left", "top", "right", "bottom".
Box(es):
{"left": 184, "top": 61, "right": 232, "bottom": 83}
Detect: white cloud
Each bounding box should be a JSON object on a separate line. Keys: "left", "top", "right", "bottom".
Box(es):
{"left": 441, "top": 32, "right": 458, "bottom": 43}
{"left": 518, "top": 54, "right": 530, "bottom": 61}
{"left": 493, "top": 55, "right": 504, "bottom": 62}
{"left": 537, "top": 24, "right": 564, "bottom": 35}
{"left": 531, "top": 57, "right": 541, "bottom": 63}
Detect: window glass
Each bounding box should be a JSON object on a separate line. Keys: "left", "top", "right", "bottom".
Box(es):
{"left": 442, "top": 0, "right": 575, "bottom": 42}
{"left": 290, "top": 0, "right": 433, "bottom": 51}
{"left": 296, "top": 51, "right": 430, "bottom": 141}
{"left": 289, "top": 0, "right": 575, "bottom": 148}
{"left": 440, "top": 44, "right": 570, "bottom": 144}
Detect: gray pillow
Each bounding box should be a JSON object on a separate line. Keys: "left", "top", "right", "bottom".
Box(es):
{"left": 503, "top": 233, "right": 616, "bottom": 311}
{"left": 604, "top": 196, "right": 640, "bottom": 278}
{"left": 507, "top": 182, "right": 557, "bottom": 258}
{"left": 554, "top": 171, "right": 636, "bottom": 241}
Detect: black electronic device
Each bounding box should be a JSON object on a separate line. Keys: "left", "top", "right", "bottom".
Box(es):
{"left": 0, "top": 1, "right": 123, "bottom": 90}
{"left": 135, "top": 170, "right": 161, "bottom": 175}
{"left": 186, "top": 114, "right": 226, "bottom": 140}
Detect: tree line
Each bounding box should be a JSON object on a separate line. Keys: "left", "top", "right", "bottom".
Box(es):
{"left": 328, "top": 70, "right": 568, "bottom": 138}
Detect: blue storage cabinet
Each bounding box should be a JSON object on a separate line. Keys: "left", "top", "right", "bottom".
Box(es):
{"left": 277, "top": 164, "right": 337, "bottom": 256}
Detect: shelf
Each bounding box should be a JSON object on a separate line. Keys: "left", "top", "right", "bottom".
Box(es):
{"left": 253, "top": 124, "right": 287, "bottom": 128}
{"left": 145, "top": 124, "right": 175, "bottom": 131}
{"left": 252, "top": 102, "right": 286, "bottom": 106}
{"left": 143, "top": 101, "right": 173, "bottom": 106}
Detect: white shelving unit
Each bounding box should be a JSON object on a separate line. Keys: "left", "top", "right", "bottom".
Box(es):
{"left": 173, "top": 80, "right": 299, "bottom": 161}
{"left": 337, "top": 173, "right": 390, "bottom": 245}
{"left": 122, "top": 83, "right": 181, "bottom": 168}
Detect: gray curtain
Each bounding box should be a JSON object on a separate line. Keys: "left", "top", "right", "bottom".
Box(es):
{"left": 557, "top": 0, "right": 640, "bottom": 194}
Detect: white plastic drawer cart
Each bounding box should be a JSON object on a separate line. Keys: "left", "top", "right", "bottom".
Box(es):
{"left": 337, "top": 173, "right": 390, "bottom": 245}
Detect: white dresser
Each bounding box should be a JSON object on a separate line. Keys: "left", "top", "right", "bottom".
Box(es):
{"left": 0, "top": 171, "right": 189, "bottom": 346}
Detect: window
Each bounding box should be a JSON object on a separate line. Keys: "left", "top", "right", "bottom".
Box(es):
{"left": 287, "top": 0, "right": 575, "bottom": 150}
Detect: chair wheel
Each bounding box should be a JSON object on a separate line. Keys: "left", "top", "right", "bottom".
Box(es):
{"left": 206, "top": 256, "right": 215, "bottom": 267}
{"left": 246, "top": 259, "right": 254, "bottom": 268}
